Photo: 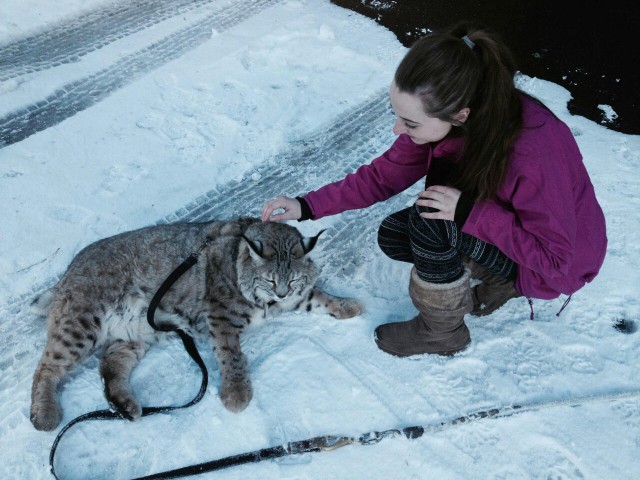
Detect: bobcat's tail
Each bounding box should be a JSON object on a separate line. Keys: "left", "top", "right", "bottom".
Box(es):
{"left": 30, "top": 288, "right": 56, "bottom": 316}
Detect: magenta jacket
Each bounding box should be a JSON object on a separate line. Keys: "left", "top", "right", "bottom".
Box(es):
{"left": 303, "top": 96, "right": 607, "bottom": 299}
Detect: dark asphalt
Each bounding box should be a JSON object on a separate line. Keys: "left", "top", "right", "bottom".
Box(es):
{"left": 332, "top": 0, "right": 638, "bottom": 135}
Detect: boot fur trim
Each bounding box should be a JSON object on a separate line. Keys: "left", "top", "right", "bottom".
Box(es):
{"left": 409, "top": 267, "right": 473, "bottom": 316}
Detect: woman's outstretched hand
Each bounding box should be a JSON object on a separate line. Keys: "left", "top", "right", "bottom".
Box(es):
{"left": 261, "top": 196, "right": 302, "bottom": 222}
{"left": 416, "top": 185, "right": 461, "bottom": 221}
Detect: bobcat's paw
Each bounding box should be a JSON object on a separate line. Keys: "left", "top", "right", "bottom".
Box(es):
{"left": 330, "top": 298, "right": 365, "bottom": 319}
{"left": 108, "top": 393, "right": 142, "bottom": 421}
{"left": 30, "top": 400, "right": 63, "bottom": 432}
{"left": 220, "top": 380, "right": 253, "bottom": 413}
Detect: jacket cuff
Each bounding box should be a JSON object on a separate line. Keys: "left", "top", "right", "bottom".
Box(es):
{"left": 296, "top": 196, "right": 314, "bottom": 221}
{"left": 454, "top": 191, "right": 475, "bottom": 229}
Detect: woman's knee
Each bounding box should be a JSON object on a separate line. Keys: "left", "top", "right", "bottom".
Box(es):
{"left": 407, "top": 206, "right": 452, "bottom": 250}
{"left": 378, "top": 210, "right": 411, "bottom": 260}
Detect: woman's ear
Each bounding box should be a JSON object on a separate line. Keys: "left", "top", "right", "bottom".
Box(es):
{"left": 454, "top": 107, "right": 471, "bottom": 124}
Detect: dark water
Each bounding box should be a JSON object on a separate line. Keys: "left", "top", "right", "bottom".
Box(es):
{"left": 332, "top": 0, "right": 638, "bottom": 135}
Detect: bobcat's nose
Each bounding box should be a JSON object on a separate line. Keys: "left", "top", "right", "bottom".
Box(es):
{"left": 275, "top": 285, "right": 289, "bottom": 300}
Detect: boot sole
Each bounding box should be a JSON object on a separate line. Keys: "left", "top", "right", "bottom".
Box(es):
{"left": 374, "top": 336, "right": 470, "bottom": 358}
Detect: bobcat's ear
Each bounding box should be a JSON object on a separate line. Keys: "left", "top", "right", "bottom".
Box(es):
{"left": 301, "top": 229, "right": 325, "bottom": 255}
{"left": 242, "top": 235, "right": 264, "bottom": 261}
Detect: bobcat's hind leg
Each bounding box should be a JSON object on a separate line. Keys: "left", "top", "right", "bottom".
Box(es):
{"left": 31, "top": 353, "right": 71, "bottom": 431}
{"left": 303, "top": 287, "right": 365, "bottom": 319}
{"left": 100, "top": 340, "right": 149, "bottom": 421}
{"left": 30, "top": 311, "right": 101, "bottom": 431}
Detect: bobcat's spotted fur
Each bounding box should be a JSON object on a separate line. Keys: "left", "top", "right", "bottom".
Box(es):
{"left": 30, "top": 218, "right": 363, "bottom": 431}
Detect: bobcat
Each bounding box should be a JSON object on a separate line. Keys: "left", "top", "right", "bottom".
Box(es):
{"left": 30, "top": 217, "right": 364, "bottom": 431}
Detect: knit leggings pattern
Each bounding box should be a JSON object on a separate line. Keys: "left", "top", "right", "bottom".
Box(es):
{"left": 377, "top": 206, "right": 517, "bottom": 284}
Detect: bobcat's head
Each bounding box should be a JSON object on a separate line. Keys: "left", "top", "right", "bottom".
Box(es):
{"left": 236, "top": 221, "right": 321, "bottom": 306}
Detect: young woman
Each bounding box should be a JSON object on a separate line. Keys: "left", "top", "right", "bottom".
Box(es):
{"left": 261, "top": 22, "right": 607, "bottom": 357}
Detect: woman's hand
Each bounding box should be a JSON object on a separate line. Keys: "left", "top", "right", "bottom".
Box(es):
{"left": 261, "top": 196, "right": 302, "bottom": 222}
{"left": 416, "top": 185, "right": 461, "bottom": 221}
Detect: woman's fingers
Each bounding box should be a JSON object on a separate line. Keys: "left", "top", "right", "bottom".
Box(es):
{"left": 416, "top": 186, "right": 461, "bottom": 221}
{"left": 261, "top": 196, "right": 301, "bottom": 222}
{"left": 261, "top": 197, "right": 284, "bottom": 221}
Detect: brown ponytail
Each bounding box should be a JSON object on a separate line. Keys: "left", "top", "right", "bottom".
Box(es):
{"left": 394, "top": 22, "right": 522, "bottom": 200}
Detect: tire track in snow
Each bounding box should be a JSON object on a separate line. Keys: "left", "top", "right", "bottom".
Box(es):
{"left": 2, "top": 89, "right": 399, "bottom": 310}
{"left": 157, "top": 88, "right": 404, "bottom": 278}
{"left": 0, "top": 0, "right": 221, "bottom": 82}
{"left": 0, "top": 0, "right": 282, "bottom": 148}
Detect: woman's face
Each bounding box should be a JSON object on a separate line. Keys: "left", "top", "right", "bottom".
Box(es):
{"left": 389, "top": 81, "right": 464, "bottom": 145}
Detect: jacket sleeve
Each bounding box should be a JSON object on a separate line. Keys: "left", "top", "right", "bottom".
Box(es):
{"left": 461, "top": 172, "right": 576, "bottom": 278}
{"left": 304, "top": 134, "right": 431, "bottom": 220}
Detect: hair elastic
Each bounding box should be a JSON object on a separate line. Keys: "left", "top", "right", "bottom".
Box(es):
{"left": 462, "top": 35, "right": 475, "bottom": 49}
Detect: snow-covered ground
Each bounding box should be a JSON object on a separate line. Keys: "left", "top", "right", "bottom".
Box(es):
{"left": 1, "top": 1, "right": 639, "bottom": 479}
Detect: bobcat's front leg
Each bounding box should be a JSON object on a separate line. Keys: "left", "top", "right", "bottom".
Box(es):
{"left": 304, "top": 287, "right": 365, "bottom": 319}
{"left": 209, "top": 322, "right": 252, "bottom": 412}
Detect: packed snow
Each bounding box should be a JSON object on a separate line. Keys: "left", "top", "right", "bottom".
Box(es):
{"left": 1, "top": 1, "right": 639, "bottom": 479}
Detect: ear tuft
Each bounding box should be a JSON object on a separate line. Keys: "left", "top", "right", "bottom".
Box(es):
{"left": 301, "top": 229, "right": 325, "bottom": 254}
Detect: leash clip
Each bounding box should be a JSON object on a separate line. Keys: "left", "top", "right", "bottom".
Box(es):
{"left": 289, "top": 435, "right": 353, "bottom": 454}
{"left": 320, "top": 435, "right": 354, "bottom": 451}
{"left": 193, "top": 235, "right": 213, "bottom": 257}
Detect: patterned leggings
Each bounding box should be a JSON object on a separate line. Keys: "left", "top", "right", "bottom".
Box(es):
{"left": 377, "top": 206, "right": 517, "bottom": 284}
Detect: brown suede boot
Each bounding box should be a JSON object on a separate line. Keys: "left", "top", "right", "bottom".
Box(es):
{"left": 374, "top": 268, "right": 473, "bottom": 357}
{"left": 466, "top": 259, "right": 522, "bottom": 316}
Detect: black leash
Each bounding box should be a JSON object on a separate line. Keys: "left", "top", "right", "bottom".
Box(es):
{"left": 49, "top": 241, "right": 211, "bottom": 480}
{"left": 131, "top": 389, "right": 640, "bottom": 480}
